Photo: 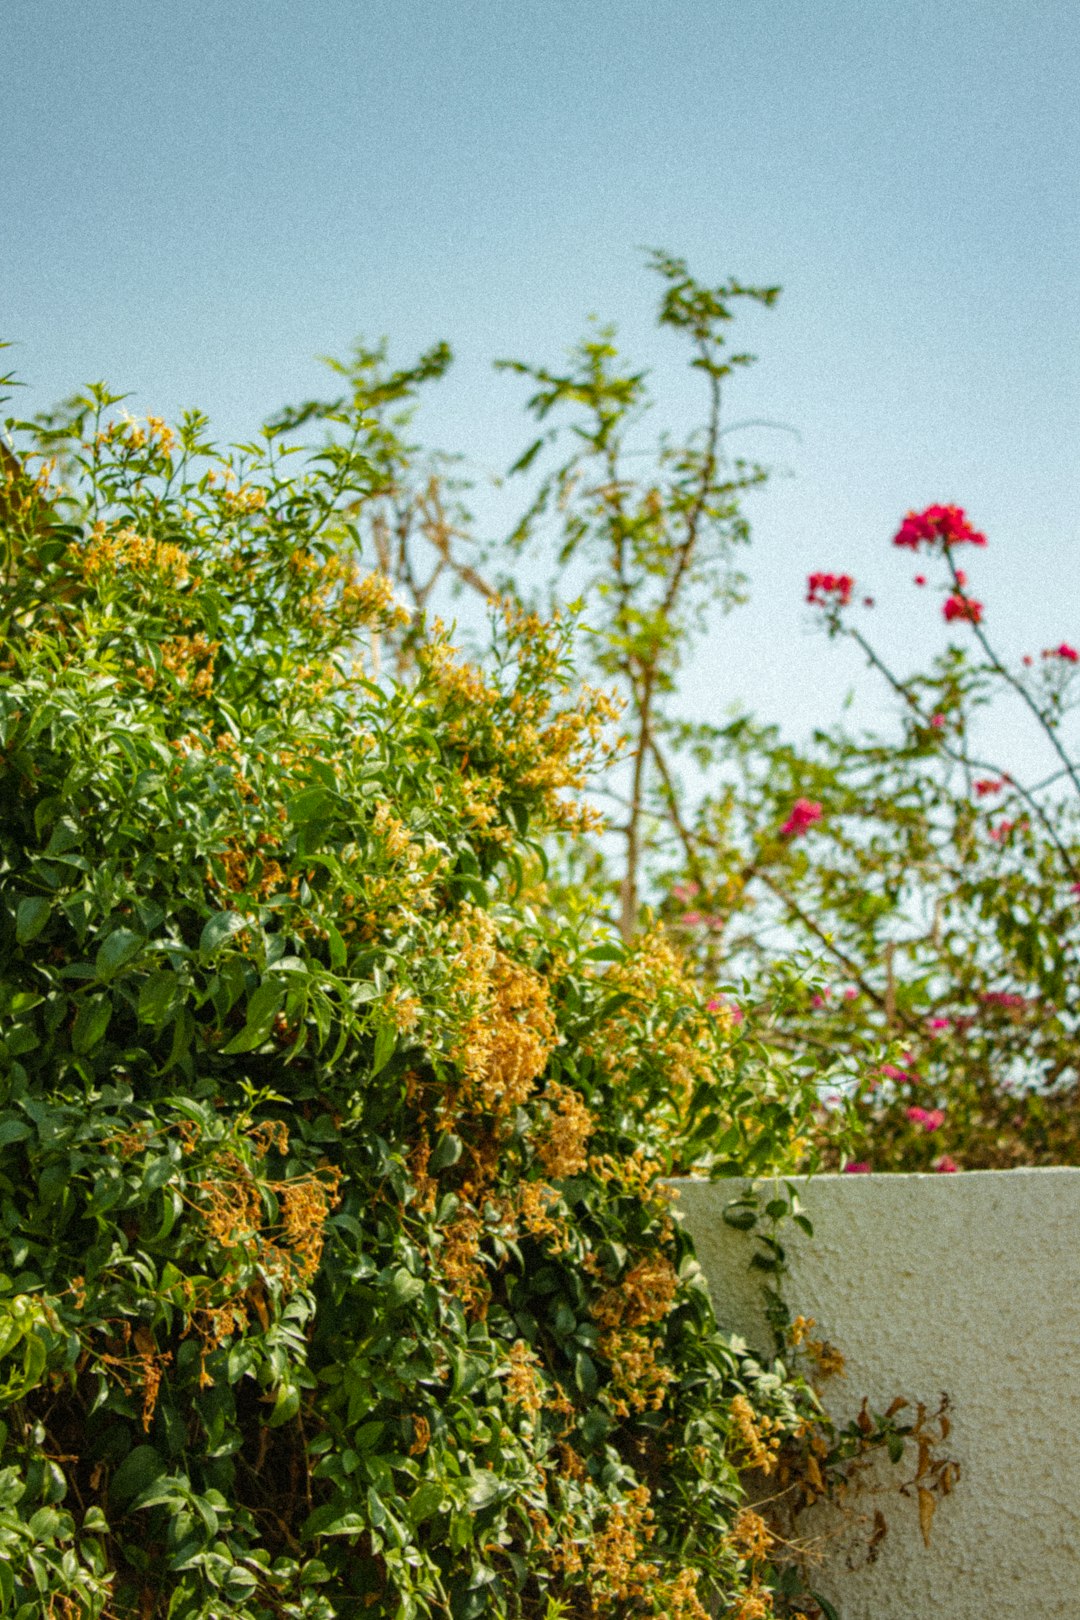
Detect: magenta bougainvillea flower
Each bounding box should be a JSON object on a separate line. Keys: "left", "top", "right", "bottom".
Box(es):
{"left": 1043, "top": 643, "right": 1079, "bottom": 663}
{"left": 893, "top": 504, "right": 987, "bottom": 550}
{"left": 806, "top": 571, "right": 854, "bottom": 606}
{"left": 843, "top": 1161, "right": 871, "bottom": 1174}
{"left": 943, "top": 593, "right": 984, "bottom": 624}
{"left": 881, "top": 1063, "right": 917, "bottom": 1083}
{"left": 980, "top": 990, "right": 1028, "bottom": 1010}
{"left": 934, "top": 1156, "right": 959, "bottom": 1173}
{"left": 706, "top": 997, "right": 744, "bottom": 1024}
{"left": 780, "top": 798, "right": 822, "bottom": 838}
{"left": 906, "top": 1105, "right": 945, "bottom": 1132}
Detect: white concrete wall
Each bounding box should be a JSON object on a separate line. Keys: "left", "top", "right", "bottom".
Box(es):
{"left": 672, "top": 1169, "right": 1080, "bottom": 1620}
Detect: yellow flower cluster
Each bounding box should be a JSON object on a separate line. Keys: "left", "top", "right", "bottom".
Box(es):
{"left": 728, "top": 1393, "right": 782, "bottom": 1477}
{"left": 553, "top": 1485, "right": 657, "bottom": 1610}
{"left": 95, "top": 411, "right": 176, "bottom": 456}
{"left": 80, "top": 523, "right": 191, "bottom": 584}
{"left": 220, "top": 483, "right": 268, "bottom": 516}
{"left": 592, "top": 1255, "right": 679, "bottom": 1333}
{"left": 456, "top": 952, "right": 559, "bottom": 1116}
{"left": 534, "top": 1081, "right": 595, "bottom": 1179}
{"left": 505, "top": 1338, "right": 544, "bottom": 1416}
{"left": 599, "top": 1327, "right": 673, "bottom": 1416}
{"left": 288, "top": 552, "right": 408, "bottom": 636}
{"left": 730, "top": 1507, "right": 774, "bottom": 1561}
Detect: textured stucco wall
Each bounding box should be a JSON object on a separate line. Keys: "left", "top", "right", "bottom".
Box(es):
{"left": 672, "top": 1169, "right": 1080, "bottom": 1620}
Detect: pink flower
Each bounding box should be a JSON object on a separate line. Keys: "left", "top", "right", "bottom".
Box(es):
{"left": 914, "top": 574, "right": 927, "bottom": 586}
{"left": 988, "top": 820, "right": 1015, "bottom": 843}
{"left": 862, "top": 596, "right": 875, "bottom": 608}
{"left": 671, "top": 881, "right": 700, "bottom": 903}
{"left": 930, "top": 713, "right": 946, "bottom": 729}
{"left": 981, "top": 990, "right": 1028, "bottom": 1010}
{"left": 928, "top": 1016, "right": 951, "bottom": 1031}
{"left": 893, "top": 504, "right": 987, "bottom": 551}
{"left": 807, "top": 572, "right": 854, "bottom": 607}
{"left": 780, "top": 798, "right": 823, "bottom": 838}
{"left": 810, "top": 989, "right": 832, "bottom": 1009}
{"left": 934, "top": 1155, "right": 958, "bottom": 1173}
{"left": 843, "top": 1161, "right": 872, "bottom": 1174}
{"left": 1070, "top": 882, "right": 1080, "bottom": 896}
{"left": 1022, "top": 654, "right": 1034, "bottom": 667}
{"left": 706, "top": 997, "right": 744, "bottom": 1024}
{"left": 680, "top": 911, "right": 703, "bottom": 927}
{"left": 843, "top": 987, "right": 858, "bottom": 1000}
{"left": 1043, "top": 643, "right": 1079, "bottom": 663}
{"left": 881, "top": 1063, "right": 917, "bottom": 1084}
{"left": 943, "top": 593, "right": 984, "bottom": 624}
{"left": 973, "top": 777, "right": 1005, "bottom": 796}
{"left": 906, "top": 1106, "right": 945, "bottom": 1132}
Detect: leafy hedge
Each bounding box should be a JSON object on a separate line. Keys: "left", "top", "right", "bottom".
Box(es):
{"left": 0, "top": 393, "right": 836, "bottom": 1618}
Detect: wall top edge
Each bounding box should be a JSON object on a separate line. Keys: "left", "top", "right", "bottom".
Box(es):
{"left": 670, "top": 1165, "right": 1080, "bottom": 1185}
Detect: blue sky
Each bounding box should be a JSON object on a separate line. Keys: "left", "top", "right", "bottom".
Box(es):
{"left": 3, "top": 0, "right": 1078, "bottom": 765}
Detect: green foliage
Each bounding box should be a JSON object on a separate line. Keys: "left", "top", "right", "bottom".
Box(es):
{"left": 494, "top": 251, "right": 780, "bottom": 938}
{"left": 0, "top": 378, "right": 837, "bottom": 1618}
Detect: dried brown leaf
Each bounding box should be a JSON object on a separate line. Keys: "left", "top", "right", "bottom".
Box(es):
{"left": 918, "top": 1485, "right": 936, "bottom": 1547}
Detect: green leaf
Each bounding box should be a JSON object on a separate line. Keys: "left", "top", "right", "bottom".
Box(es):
{"left": 386, "top": 1268, "right": 424, "bottom": 1309}
{"left": 27, "top": 1506, "right": 61, "bottom": 1539}
{"left": 199, "top": 911, "right": 250, "bottom": 955}
{"left": 371, "top": 1023, "right": 396, "bottom": 1076}
{"left": 268, "top": 1384, "right": 301, "bottom": 1427}
{"left": 287, "top": 787, "right": 338, "bottom": 824}
{"left": 407, "top": 1480, "right": 445, "bottom": 1525}
{"left": 352, "top": 1421, "right": 384, "bottom": 1452}
{"left": 71, "top": 995, "right": 112, "bottom": 1055}
{"left": 0, "top": 1119, "right": 32, "bottom": 1147}
{"left": 574, "top": 1350, "right": 598, "bottom": 1397}
{"left": 325, "top": 921, "right": 347, "bottom": 969}
{"left": 138, "top": 972, "right": 182, "bottom": 1029}
{"left": 96, "top": 928, "right": 144, "bottom": 980}
{"left": 429, "top": 1133, "right": 463, "bottom": 1172}
{"left": 109, "top": 1445, "right": 167, "bottom": 1510}
{"left": 221, "top": 978, "right": 286, "bottom": 1054}
{"left": 303, "top": 1505, "right": 368, "bottom": 1538}
{"left": 222, "top": 1567, "right": 259, "bottom": 1601}
{"left": 15, "top": 897, "right": 50, "bottom": 945}
{"left": 466, "top": 1472, "right": 510, "bottom": 1512}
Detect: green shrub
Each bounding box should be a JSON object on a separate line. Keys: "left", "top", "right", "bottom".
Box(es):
{"left": 0, "top": 398, "right": 834, "bottom": 1618}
